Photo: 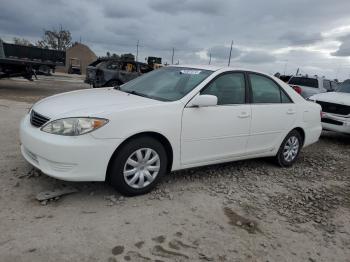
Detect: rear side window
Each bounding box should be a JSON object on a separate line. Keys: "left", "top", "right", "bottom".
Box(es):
{"left": 289, "top": 77, "right": 318, "bottom": 88}
{"left": 249, "top": 74, "right": 292, "bottom": 104}
{"left": 323, "top": 80, "right": 331, "bottom": 91}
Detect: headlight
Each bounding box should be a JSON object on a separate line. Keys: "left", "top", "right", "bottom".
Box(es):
{"left": 41, "top": 117, "right": 108, "bottom": 136}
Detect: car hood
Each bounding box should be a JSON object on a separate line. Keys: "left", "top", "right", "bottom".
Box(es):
{"left": 32, "top": 88, "right": 163, "bottom": 119}
{"left": 309, "top": 92, "right": 350, "bottom": 106}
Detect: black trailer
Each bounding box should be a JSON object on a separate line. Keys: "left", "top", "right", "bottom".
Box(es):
{"left": 0, "top": 39, "right": 65, "bottom": 80}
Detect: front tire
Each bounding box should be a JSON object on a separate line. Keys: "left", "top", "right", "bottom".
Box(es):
{"left": 108, "top": 137, "right": 168, "bottom": 196}
{"left": 275, "top": 130, "right": 302, "bottom": 167}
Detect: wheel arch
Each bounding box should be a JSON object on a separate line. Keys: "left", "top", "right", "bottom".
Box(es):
{"left": 106, "top": 131, "right": 174, "bottom": 181}
{"left": 291, "top": 127, "right": 305, "bottom": 146}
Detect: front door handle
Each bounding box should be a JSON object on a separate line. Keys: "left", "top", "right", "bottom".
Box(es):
{"left": 287, "top": 109, "right": 296, "bottom": 115}
{"left": 238, "top": 112, "right": 250, "bottom": 118}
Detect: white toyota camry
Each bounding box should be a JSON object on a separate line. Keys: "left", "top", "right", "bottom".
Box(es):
{"left": 20, "top": 65, "right": 322, "bottom": 195}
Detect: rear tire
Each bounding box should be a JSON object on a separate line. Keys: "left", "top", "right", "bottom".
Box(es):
{"left": 275, "top": 130, "right": 302, "bottom": 167}
{"left": 108, "top": 136, "right": 168, "bottom": 196}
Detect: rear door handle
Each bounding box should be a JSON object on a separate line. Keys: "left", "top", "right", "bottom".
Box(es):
{"left": 287, "top": 109, "right": 296, "bottom": 115}
{"left": 238, "top": 112, "right": 250, "bottom": 118}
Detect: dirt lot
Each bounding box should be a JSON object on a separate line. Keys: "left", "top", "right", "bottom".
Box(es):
{"left": 0, "top": 74, "right": 349, "bottom": 262}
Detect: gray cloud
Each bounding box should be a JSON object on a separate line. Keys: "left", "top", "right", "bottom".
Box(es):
{"left": 103, "top": 2, "right": 145, "bottom": 18}
{"left": 331, "top": 34, "right": 350, "bottom": 56}
{"left": 239, "top": 51, "right": 276, "bottom": 64}
{"left": 280, "top": 31, "right": 323, "bottom": 46}
{"left": 208, "top": 46, "right": 241, "bottom": 60}
{"left": 149, "top": 0, "right": 223, "bottom": 15}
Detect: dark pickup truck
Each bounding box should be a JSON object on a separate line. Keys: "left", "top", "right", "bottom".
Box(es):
{"left": 85, "top": 59, "right": 153, "bottom": 88}
{"left": 0, "top": 39, "right": 65, "bottom": 80}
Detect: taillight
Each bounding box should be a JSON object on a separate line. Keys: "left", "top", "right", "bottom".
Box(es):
{"left": 320, "top": 111, "right": 325, "bottom": 118}
{"left": 291, "top": 85, "right": 302, "bottom": 94}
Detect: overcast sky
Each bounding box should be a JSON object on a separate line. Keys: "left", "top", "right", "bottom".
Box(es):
{"left": 1, "top": 0, "right": 350, "bottom": 80}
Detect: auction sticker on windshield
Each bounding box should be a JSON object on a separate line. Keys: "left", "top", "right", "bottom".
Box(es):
{"left": 180, "top": 70, "right": 202, "bottom": 75}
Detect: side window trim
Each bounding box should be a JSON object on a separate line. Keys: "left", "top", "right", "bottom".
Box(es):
{"left": 199, "top": 71, "right": 249, "bottom": 105}
{"left": 246, "top": 72, "right": 294, "bottom": 104}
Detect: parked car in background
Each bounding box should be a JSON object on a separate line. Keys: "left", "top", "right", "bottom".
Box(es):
{"left": 20, "top": 65, "right": 322, "bottom": 196}
{"left": 309, "top": 80, "right": 350, "bottom": 134}
{"left": 288, "top": 75, "right": 338, "bottom": 98}
{"left": 85, "top": 59, "right": 153, "bottom": 88}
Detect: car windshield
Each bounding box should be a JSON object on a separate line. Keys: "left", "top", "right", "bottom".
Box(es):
{"left": 337, "top": 80, "right": 350, "bottom": 93}
{"left": 119, "top": 67, "right": 213, "bottom": 101}
{"left": 288, "top": 77, "right": 318, "bottom": 88}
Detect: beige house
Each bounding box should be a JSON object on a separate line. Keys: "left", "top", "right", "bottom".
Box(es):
{"left": 56, "top": 43, "right": 97, "bottom": 75}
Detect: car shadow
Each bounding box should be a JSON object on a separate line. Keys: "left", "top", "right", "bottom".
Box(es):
{"left": 320, "top": 131, "right": 350, "bottom": 145}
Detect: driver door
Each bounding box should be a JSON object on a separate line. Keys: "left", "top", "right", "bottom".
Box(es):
{"left": 181, "top": 72, "right": 251, "bottom": 166}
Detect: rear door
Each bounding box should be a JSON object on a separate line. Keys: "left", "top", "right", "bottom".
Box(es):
{"left": 247, "top": 73, "right": 297, "bottom": 154}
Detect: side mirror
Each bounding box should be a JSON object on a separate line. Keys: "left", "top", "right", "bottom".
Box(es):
{"left": 188, "top": 94, "right": 218, "bottom": 107}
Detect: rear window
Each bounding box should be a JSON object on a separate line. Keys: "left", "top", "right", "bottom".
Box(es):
{"left": 289, "top": 77, "right": 318, "bottom": 88}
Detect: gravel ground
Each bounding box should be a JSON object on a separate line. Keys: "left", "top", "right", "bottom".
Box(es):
{"left": 0, "top": 75, "right": 349, "bottom": 262}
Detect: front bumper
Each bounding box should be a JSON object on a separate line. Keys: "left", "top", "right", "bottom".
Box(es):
{"left": 321, "top": 113, "right": 350, "bottom": 134}
{"left": 20, "top": 114, "right": 122, "bottom": 181}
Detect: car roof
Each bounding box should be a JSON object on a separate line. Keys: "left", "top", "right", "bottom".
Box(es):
{"left": 170, "top": 64, "right": 270, "bottom": 75}
{"left": 170, "top": 64, "right": 224, "bottom": 71}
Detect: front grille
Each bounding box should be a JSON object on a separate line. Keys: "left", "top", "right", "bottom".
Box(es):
{"left": 30, "top": 110, "right": 50, "bottom": 128}
{"left": 321, "top": 118, "right": 343, "bottom": 126}
{"left": 316, "top": 101, "right": 350, "bottom": 116}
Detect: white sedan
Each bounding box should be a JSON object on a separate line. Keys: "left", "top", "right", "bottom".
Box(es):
{"left": 20, "top": 65, "right": 322, "bottom": 195}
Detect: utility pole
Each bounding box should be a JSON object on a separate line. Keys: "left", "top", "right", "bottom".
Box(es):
{"left": 228, "top": 40, "right": 233, "bottom": 67}
{"left": 136, "top": 40, "right": 139, "bottom": 62}
{"left": 171, "top": 48, "right": 175, "bottom": 64}
{"left": 209, "top": 53, "right": 211, "bottom": 65}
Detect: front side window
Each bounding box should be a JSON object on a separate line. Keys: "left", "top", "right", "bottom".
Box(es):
{"left": 201, "top": 73, "right": 246, "bottom": 105}
{"left": 120, "top": 67, "right": 213, "bottom": 101}
{"left": 250, "top": 74, "right": 283, "bottom": 103}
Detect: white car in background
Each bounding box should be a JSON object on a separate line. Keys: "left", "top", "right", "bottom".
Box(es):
{"left": 288, "top": 75, "right": 338, "bottom": 98}
{"left": 20, "top": 65, "right": 322, "bottom": 196}
{"left": 309, "top": 80, "right": 350, "bottom": 134}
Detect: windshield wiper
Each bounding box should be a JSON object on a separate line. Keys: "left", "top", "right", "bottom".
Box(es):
{"left": 124, "top": 90, "right": 150, "bottom": 98}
